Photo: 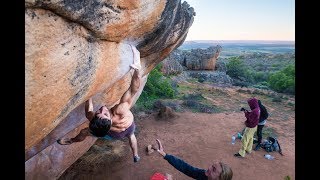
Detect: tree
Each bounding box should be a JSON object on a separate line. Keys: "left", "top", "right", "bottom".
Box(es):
{"left": 268, "top": 64, "right": 295, "bottom": 94}
{"left": 226, "top": 57, "right": 247, "bottom": 81}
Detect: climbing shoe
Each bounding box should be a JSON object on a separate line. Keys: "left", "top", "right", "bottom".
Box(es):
{"left": 134, "top": 155, "right": 141, "bottom": 163}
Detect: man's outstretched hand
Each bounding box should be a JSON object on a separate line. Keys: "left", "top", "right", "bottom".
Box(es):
{"left": 154, "top": 139, "right": 166, "bottom": 157}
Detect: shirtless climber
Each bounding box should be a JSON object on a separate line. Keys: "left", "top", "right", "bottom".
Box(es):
{"left": 57, "top": 45, "right": 142, "bottom": 163}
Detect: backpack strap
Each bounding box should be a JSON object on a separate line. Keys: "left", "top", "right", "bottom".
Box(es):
{"left": 276, "top": 138, "right": 284, "bottom": 156}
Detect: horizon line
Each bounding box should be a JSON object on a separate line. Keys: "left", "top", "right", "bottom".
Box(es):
{"left": 185, "top": 39, "right": 295, "bottom": 42}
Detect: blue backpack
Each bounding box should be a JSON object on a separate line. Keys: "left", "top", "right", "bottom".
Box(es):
{"left": 262, "top": 136, "right": 283, "bottom": 156}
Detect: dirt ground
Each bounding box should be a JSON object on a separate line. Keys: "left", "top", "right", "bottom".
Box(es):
{"left": 59, "top": 107, "right": 295, "bottom": 180}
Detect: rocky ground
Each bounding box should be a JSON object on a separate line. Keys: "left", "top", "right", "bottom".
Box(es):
{"left": 59, "top": 82, "right": 295, "bottom": 180}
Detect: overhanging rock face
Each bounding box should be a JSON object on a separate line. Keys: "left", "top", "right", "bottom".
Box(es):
{"left": 25, "top": 0, "right": 194, "bottom": 178}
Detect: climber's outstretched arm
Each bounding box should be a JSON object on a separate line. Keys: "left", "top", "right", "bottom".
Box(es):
{"left": 118, "top": 45, "right": 142, "bottom": 108}
{"left": 57, "top": 127, "right": 90, "bottom": 145}
{"left": 85, "top": 98, "right": 95, "bottom": 121}
{"left": 119, "top": 68, "right": 141, "bottom": 107}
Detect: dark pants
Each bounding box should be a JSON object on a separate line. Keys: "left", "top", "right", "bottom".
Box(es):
{"left": 257, "top": 125, "right": 264, "bottom": 144}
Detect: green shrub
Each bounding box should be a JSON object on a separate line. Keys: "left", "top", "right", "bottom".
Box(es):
{"left": 198, "top": 77, "right": 205, "bottom": 83}
{"left": 233, "top": 79, "right": 250, "bottom": 87}
{"left": 287, "top": 101, "right": 295, "bottom": 106}
{"left": 226, "top": 57, "right": 270, "bottom": 85}
{"left": 268, "top": 64, "right": 295, "bottom": 94}
{"left": 272, "top": 96, "right": 282, "bottom": 102}
{"left": 253, "top": 71, "right": 270, "bottom": 83}
{"left": 182, "top": 100, "right": 219, "bottom": 113}
{"left": 182, "top": 93, "right": 205, "bottom": 101}
{"left": 136, "top": 64, "right": 176, "bottom": 110}
{"left": 259, "top": 81, "right": 268, "bottom": 86}
{"left": 243, "top": 70, "right": 255, "bottom": 84}
{"left": 252, "top": 81, "right": 270, "bottom": 90}
{"left": 226, "top": 57, "right": 247, "bottom": 80}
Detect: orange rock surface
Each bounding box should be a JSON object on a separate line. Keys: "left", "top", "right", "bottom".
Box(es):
{"left": 25, "top": 0, "right": 194, "bottom": 178}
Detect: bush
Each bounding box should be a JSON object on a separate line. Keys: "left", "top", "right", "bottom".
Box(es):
{"left": 232, "top": 79, "right": 250, "bottom": 87}
{"left": 226, "top": 57, "right": 247, "bottom": 80}
{"left": 198, "top": 77, "right": 205, "bottom": 83}
{"left": 268, "top": 64, "right": 295, "bottom": 94}
{"left": 272, "top": 96, "right": 282, "bottom": 102}
{"left": 226, "top": 57, "right": 268, "bottom": 86}
{"left": 136, "top": 64, "right": 176, "bottom": 110}
{"left": 182, "top": 93, "right": 205, "bottom": 101}
{"left": 287, "top": 101, "right": 295, "bottom": 107}
{"left": 253, "top": 71, "right": 270, "bottom": 83}
{"left": 182, "top": 100, "right": 219, "bottom": 114}
{"left": 252, "top": 81, "right": 270, "bottom": 90}
{"left": 144, "top": 64, "right": 175, "bottom": 98}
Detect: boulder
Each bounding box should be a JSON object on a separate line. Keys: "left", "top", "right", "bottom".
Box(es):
{"left": 184, "top": 45, "right": 222, "bottom": 70}
{"left": 161, "top": 51, "right": 185, "bottom": 75}
{"left": 25, "top": 0, "right": 194, "bottom": 178}
{"left": 157, "top": 106, "right": 177, "bottom": 120}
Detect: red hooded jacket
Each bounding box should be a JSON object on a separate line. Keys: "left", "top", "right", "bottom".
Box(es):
{"left": 244, "top": 98, "right": 260, "bottom": 128}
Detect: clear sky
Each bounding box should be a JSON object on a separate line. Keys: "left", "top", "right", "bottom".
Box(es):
{"left": 184, "top": 0, "right": 295, "bottom": 41}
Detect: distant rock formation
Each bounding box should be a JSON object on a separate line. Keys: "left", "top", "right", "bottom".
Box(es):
{"left": 161, "top": 45, "right": 222, "bottom": 75}
{"left": 183, "top": 45, "right": 222, "bottom": 70}
{"left": 161, "top": 51, "right": 185, "bottom": 75}
{"left": 25, "top": 0, "right": 194, "bottom": 178}
{"left": 159, "top": 45, "right": 232, "bottom": 86}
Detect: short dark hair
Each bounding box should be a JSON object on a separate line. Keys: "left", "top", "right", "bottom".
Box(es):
{"left": 89, "top": 116, "right": 111, "bottom": 137}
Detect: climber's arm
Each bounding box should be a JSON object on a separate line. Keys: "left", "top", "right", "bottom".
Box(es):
{"left": 57, "top": 127, "right": 91, "bottom": 145}
{"left": 119, "top": 68, "right": 141, "bottom": 107}
{"left": 70, "top": 127, "right": 91, "bottom": 142}
{"left": 118, "top": 45, "right": 141, "bottom": 107}
{"left": 85, "top": 98, "right": 95, "bottom": 121}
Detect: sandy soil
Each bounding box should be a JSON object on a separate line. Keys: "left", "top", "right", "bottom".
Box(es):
{"left": 59, "top": 109, "right": 295, "bottom": 180}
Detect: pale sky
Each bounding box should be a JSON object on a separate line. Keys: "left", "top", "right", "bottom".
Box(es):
{"left": 184, "top": 0, "right": 295, "bottom": 41}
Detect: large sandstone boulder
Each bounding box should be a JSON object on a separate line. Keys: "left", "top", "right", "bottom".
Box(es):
{"left": 184, "top": 45, "right": 222, "bottom": 70}
{"left": 160, "top": 45, "right": 222, "bottom": 76}
{"left": 25, "top": 0, "right": 194, "bottom": 178}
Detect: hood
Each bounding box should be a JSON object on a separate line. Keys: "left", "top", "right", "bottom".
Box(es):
{"left": 247, "top": 98, "right": 259, "bottom": 110}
